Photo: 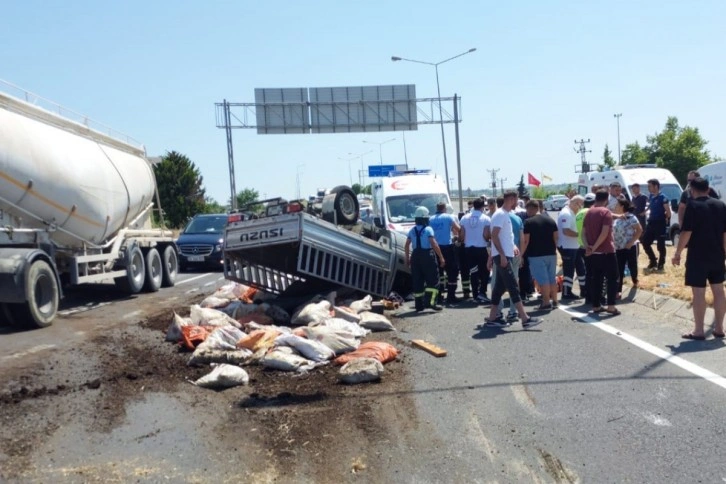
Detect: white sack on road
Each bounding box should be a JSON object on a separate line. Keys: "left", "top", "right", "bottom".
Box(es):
{"left": 190, "top": 305, "right": 240, "bottom": 328}
{"left": 338, "top": 358, "right": 384, "bottom": 384}
{"left": 308, "top": 317, "right": 370, "bottom": 338}
{"left": 261, "top": 348, "right": 318, "bottom": 372}
{"left": 348, "top": 295, "right": 373, "bottom": 314}
{"left": 291, "top": 301, "right": 332, "bottom": 326}
{"left": 274, "top": 333, "right": 335, "bottom": 362}
{"left": 358, "top": 311, "right": 395, "bottom": 331}
{"left": 333, "top": 306, "right": 361, "bottom": 323}
{"left": 193, "top": 364, "right": 249, "bottom": 389}
{"left": 298, "top": 326, "right": 360, "bottom": 355}
{"left": 165, "top": 312, "right": 192, "bottom": 342}
{"left": 188, "top": 348, "right": 252, "bottom": 367}
{"left": 196, "top": 326, "right": 246, "bottom": 351}
{"left": 200, "top": 295, "right": 231, "bottom": 309}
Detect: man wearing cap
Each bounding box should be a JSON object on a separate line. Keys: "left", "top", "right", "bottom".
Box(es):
{"left": 429, "top": 201, "right": 461, "bottom": 304}
{"left": 459, "top": 199, "right": 491, "bottom": 303}
{"left": 405, "top": 206, "right": 446, "bottom": 312}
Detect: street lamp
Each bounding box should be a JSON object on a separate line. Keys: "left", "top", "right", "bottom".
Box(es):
{"left": 340, "top": 151, "right": 373, "bottom": 186}
{"left": 613, "top": 113, "right": 622, "bottom": 165}
{"left": 363, "top": 138, "right": 396, "bottom": 165}
{"left": 391, "top": 48, "right": 477, "bottom": 193}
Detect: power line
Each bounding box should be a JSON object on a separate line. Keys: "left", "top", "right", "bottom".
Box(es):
{"left": 499, "top": 177, "right": 507, "bottom": 194}
{"left": 574, "top": 139, "right": 593, "bottom": 173}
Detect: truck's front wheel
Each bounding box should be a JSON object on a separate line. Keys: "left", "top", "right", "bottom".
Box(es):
{"left": 23, "top": 260, "right": 59, "bottom": 328}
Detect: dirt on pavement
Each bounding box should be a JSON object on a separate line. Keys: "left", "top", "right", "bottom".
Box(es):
{"left": 0, "top": 301, "right": 417, "bottom": 483}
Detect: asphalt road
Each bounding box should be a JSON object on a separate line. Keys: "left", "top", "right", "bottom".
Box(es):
{"left": 0, "top": 270, "right": 225, "bottom": 371}
{"left": 2, "top": 270, "right": 725, "bottom": 482}
{"left": 389, "top": 292, "right": 726, "bottom": 482}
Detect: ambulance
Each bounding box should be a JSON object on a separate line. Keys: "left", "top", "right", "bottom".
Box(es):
{"left": 696, "top": 161, "right": 726, "bottom": 198}
{"left": 577, "top": 164, "right": 683, "bottom": 243}
{"left": 371, "top": 169, "right": 451, "bottom": 234}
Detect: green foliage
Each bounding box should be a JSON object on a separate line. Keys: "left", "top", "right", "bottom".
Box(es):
{"left": 516, "top": 174, "right": 529, "bottom": 198}
{"left": 235, "top": 188, "right": 262, "bottom": 213}
{"left": 601, "top": 144, "right": 616, "bottom": 171}
{"left": 351, "top": 183, "right": 363, "bottom": 195}
{"left": 203, "top": 197, "right": 226, "bottom": 214}
{"left": 153, "top": 150, "right": 206, "bottom": 228}
{"left": 531, "top": 186, "right": 547, "bottom": 199}
{"left": 621, "top": 117, "right": 713, "bottom": 185}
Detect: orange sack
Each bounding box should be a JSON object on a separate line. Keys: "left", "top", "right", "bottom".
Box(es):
{"left": 180, "top": 325, "right": 212, "bottom": 350}
{"left": 237, "top": 329, "right": 280, "bottom": 352}
{"left": 241, "top": 287, "right": 259, "bottom": 304}
{"left": 334, "top": 342, "right": 398, "bottom": 366}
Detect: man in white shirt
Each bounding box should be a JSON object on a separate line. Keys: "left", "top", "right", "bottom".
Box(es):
{"left": 557, "top": 195, "right": 586, "bottom": 299}
{"left": 485, "top": 191, "right": 543, "bottom": 329}
{"left": 459, "top": 199, "right": 491, "bottom": 303}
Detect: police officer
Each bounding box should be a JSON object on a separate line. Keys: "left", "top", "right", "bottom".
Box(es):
{"left": 405, "top": 206, "right": 446, "bottom": 312}
{"left": 429, "top": 202, "right": 461, "bottom": 304}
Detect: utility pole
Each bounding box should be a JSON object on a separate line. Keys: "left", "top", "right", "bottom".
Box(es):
{"left": 574, "top": 139, "right": 592, "bottom": 173}
{"left": 613, "top": 113, "right": 622, "bottom": 165}
{"left": 487, "top": 168, "right": 500, "bottom": 196}
{"left": 499, "top": 177, "right": 507, "bottom": 195}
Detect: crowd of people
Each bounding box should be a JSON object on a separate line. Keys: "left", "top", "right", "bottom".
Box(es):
{"left": 403, "top": 170, "right": 726, "bottom": 339}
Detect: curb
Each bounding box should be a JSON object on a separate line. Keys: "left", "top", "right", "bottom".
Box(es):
{"left": 622, "top": 284, "right": 701, "bottom": 323}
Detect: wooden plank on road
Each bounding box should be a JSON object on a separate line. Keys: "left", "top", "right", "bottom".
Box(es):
{"left": 411, "top": 339, "right": 447, "bottom": 357}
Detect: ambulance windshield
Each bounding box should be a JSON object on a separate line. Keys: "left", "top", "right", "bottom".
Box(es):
{"left": 386, "top": 194, "right": 448, "bottom": 223}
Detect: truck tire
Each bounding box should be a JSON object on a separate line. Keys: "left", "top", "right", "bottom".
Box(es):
{"left": 143, "top": 248, "right": 162, "bottom": 292}
{"left": 321, "top": 185, "right": 359, "bottom": 226}
{"left": 22, "top": 260, "right": 59, "bottom": 328}
{"left": 115, "top": 244, "right": 146, "bottom": 294}
{"left": 161, "top": 245, "right": 178, "bottom": 287}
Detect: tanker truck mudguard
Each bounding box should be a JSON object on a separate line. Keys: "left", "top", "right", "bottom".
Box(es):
{"left": 223, "top": 193, "right": 410, "bottom": 298}
{"left": 0, "top": 80, "right": 178, "bottom": 329}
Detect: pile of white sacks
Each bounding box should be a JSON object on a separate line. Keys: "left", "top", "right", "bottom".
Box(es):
{"left": 164, "top": 282, "right": 399, "bottom": 389}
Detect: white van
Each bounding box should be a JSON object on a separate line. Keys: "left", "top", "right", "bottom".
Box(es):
{"left": 696, "top": 161, "right": 726, "bottom": 198}
{"left": 371, "top": 170, "right": 451, "bottom": 234}
{"left": 577, "top": 165, "right": 683, "bottom": 243}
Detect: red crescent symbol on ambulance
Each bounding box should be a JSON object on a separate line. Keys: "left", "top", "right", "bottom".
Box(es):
{"left": 391, "top": 180, "right": 408, "bottom": 190}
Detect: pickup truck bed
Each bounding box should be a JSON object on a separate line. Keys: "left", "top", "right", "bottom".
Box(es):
{"left": 224, "top": 212, "right": 404, "bottom": 297}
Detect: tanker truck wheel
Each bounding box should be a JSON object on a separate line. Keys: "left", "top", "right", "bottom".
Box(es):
{"left": 5, "top": 260, "right": 59, "bottom": 329}
{"left": 115, "top": 244, "right": 146, "bottom": 294}
{"left": 143, "top": 248, "right": 162, "bottom": 292}
{"left": 161, "top": 245, "right": 178, "bottom": 288}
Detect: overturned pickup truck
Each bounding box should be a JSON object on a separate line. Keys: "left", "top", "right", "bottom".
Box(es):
{"left": 223, "top": 186, "right": 410, "bottom": 297}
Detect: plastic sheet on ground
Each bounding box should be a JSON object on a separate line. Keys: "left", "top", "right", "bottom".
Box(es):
{"left": 338, "top": 357, "right": 384, "bottom": 384}
{"left": 358, "top": 311, "right": 395, "bottom": 331}
{"left": 193, "top": 363, "right": 249, "bottom": 389}
{"left": 334, "top": 342, "right": 399, "bottom": 366}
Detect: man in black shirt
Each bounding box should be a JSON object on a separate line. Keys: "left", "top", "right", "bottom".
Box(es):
{"left": 630, "top": 183, "right": 648, "bottom": 228}
{"left": 677, "top": 169, "right": 720, "bottom": 227}
{"left": 521, "top": 200, "right": 559, "bottom": 309}
{"left": 672, "top": 177, "right": 726, "bottom": 340}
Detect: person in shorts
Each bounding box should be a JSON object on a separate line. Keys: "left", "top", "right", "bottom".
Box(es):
{"left": 672, "top": 177, "right": 726, "bottom": 340}
{"left": 521, "top": 200, "right": 559, "bottom": 310}
{"left": 484, "top": 191, "right": 542, "bottom": 329}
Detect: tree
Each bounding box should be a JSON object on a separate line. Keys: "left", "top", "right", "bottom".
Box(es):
{"left": 203, "top": 197, "right": 226, "bottom": 214}
{"left": 531, "top": 186, "right": 547, "bottom": 199}
{"left": 235, "top": 188, "right": 262, "bottom": 213}
{"left": 620, "top": 141, "right": 650, "bottom": 166}
{"left": 516, "top": 174, "right": 529, "bottom": 198}
{"left": 154, "top": 150, "right": 206, "bottom": 228}
{"left": 601, "top": 144, "right": 616, "bottom": 171}
{"left": 647, "top": 116, "right": 712, "bottom": 185}
{"left": 620, "top": 117, "right": 714, "bottom": 185}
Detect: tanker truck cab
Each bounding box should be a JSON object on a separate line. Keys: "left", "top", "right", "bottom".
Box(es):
{"left": 578, "top": 165, "right": 683, "bottom": 243}
{"left": 371, "top": 170, "right": 451, "bottom": 234}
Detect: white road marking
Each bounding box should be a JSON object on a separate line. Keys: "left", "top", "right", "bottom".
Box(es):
{"left": 176, "top": 273, "right": 215, "bottom": 286}
{"left": 58, "top": 301, "right": 112, "bottom": 316}
{"left": 1, "top": 344, "right": 57, "bottom": 363}
{"left": 203, "top": 281, "right": 215, "bottom": 287}
{"left": 561, "top": 306, "right": 726, "bottom": 391}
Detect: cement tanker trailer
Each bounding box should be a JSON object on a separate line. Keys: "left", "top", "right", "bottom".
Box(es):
{"left": 0, "top": 80, "right": 178, "bottom": 328}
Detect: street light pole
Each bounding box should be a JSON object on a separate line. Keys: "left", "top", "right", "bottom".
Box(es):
{"left": 392, "top": 48, "right": 477, "bottom": 193}
{"left": 614, "top": 113, "right": 622, "bottom": 165}
{"left": 363, "top": 138, "right": 395, "bottom": 165}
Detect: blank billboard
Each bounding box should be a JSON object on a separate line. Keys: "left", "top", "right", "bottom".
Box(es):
{"left": 309, "top": 84, "right": 417, "bottom": 133}
{"left": 254, "top": 88, "right": 310, "bottom": 134}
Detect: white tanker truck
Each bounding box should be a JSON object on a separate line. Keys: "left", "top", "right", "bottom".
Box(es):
{"left": 0, "top": 80, "right": 178, "bottom": 328}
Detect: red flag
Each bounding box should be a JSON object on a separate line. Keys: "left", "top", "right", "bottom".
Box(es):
{"left": 528, "top": 172, "right": 541, "bottom": 187}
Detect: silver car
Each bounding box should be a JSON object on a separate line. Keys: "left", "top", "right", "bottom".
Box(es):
{"left": 544, "top": 194, "right": 568, "bottom": 211}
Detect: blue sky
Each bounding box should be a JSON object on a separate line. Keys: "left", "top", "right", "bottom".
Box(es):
{"left": 2, "top": 0, "right": 724, "bottom": 204}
